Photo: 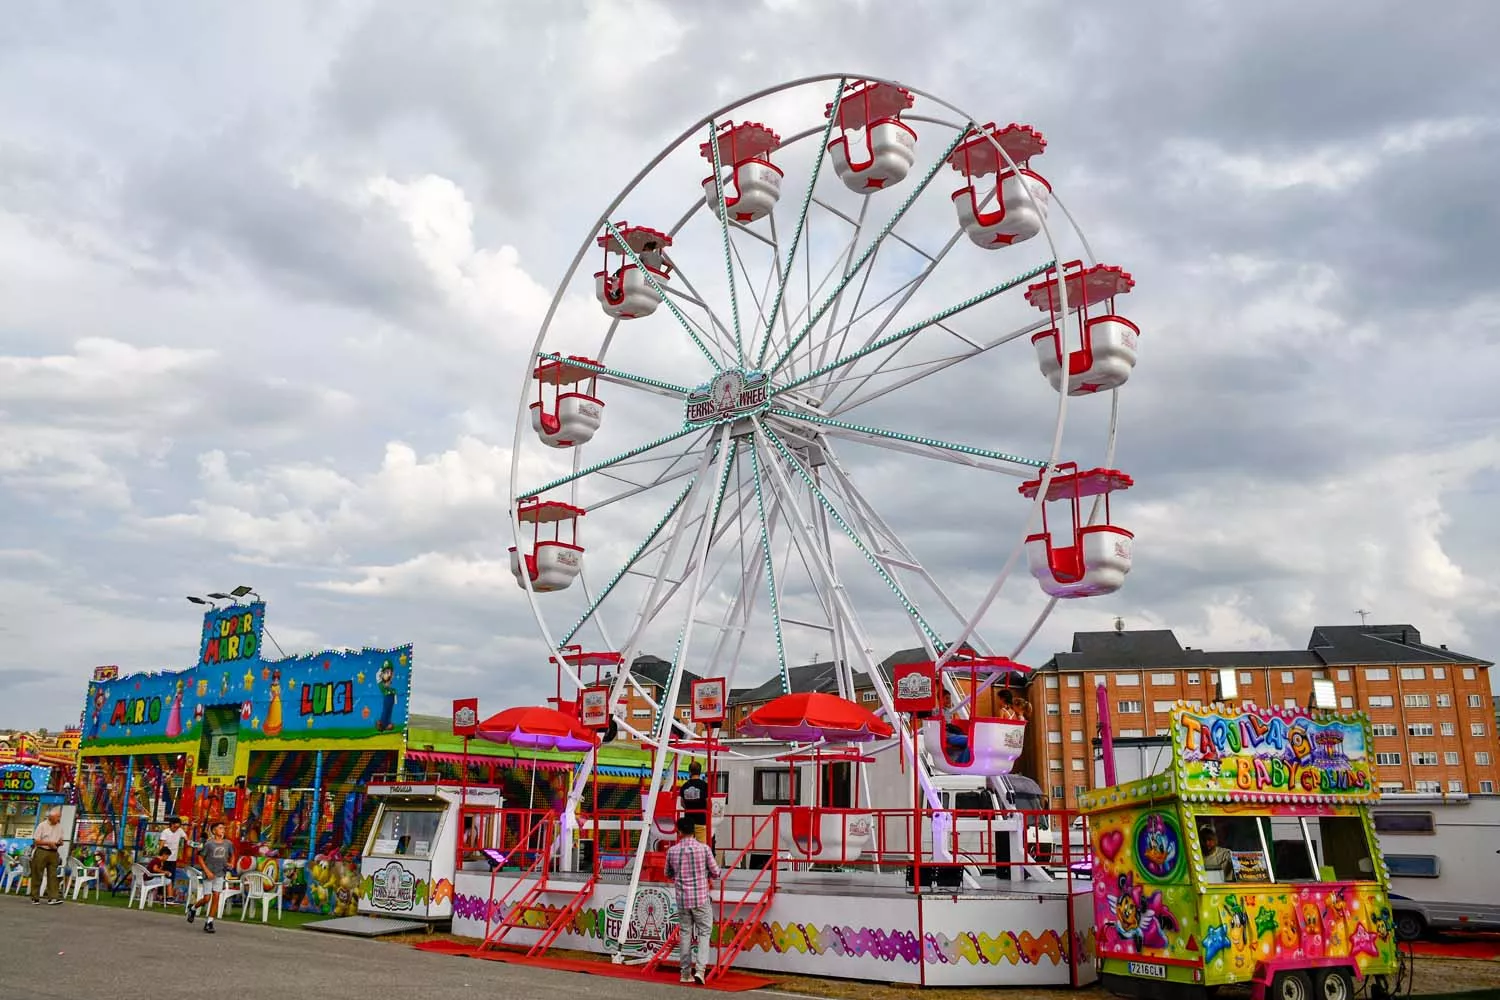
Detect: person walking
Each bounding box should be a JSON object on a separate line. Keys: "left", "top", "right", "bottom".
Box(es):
{"left": 187, "top": 820, "right": 233, "bottom": 933}
{"left": 158, "top": 817, "right": 188, "bottom": 904}
{"left": 664, "top": 815, "right": 721, "bottom": 985}
{"left": 30, "top": 807, "right": 66, "bottom": 905}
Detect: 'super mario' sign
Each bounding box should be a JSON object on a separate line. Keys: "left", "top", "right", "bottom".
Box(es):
{"left": 1, "top": 765, "right": 50, "bottom": 793}
{"left": 1173, "top": 704, "right": 1376, "bottom": 802}
{"left": 199, "top": 602, "right": 265, "bottom": 666}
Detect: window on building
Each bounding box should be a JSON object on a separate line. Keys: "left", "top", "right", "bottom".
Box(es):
{"left": 1049, "top": 760, "right": 1061, "bottom": 770}
{"left": 1070, "top": 731, "right": 1083, "bottom": 743}
{"left": 1046, "top": 703, "right": 1060, "bottom": 715}
{"left": 1437, "top": 694, "right": 1452, "bottom": 708}
{"left": 1340, "top": 697, "right": 1355, "bottom": 709}
{"left": 1404, "top": 694, "right": 1431, "bottom": 709}
{"left": 1415, "top": 780, "right": 1442, "bottom": 793}
{"left": 1400, "top": 667, "right": 1426, "bottom": 681}
{"left": 1281, "top": 671, "right": 1295, "bottom": 684}
{"left": 1050, "top": 785, "right": 1065, "bottom": 800}
{"left": 1071, "top": 760, "right": 1084, "bottom": 771}
{"left": 1119, "top": 729, "right": 1145, "bottom": 738}
{"left": 1091, "top": 675, "right": 1107, "bottom": 688}
{"left": 1464, "top": 668, "right": 1477, "bottom": 681}
{"left": 1067, "top": 675, "right": 1081, "bottom": 687}
{"left": 1378, "top": 782, "right": 1405, "bottom": 794}
{"left": 1151, "top": 673, "right": 1174, "bottom": 686}
{"left": 1483, "top": 781, "right": 1496, "bottom": 794}
{"left": 1449, "top": 780, "right": 1465, "bottom": 793}
{"left": 1367, "top": 668, "right": 1391, "bottom": 681}
{"left": 1473, "top": 723, "right": 1488, "bottom": 737}
{"left": 1444, "top": 751, "right": 1460, "bottom": 765}
{"left": 1337, "top": 669, "right": 1351, "bottom": 682}
{"left": 1186, "top": 672, "right": 1201, "bottom": 684}
{"left": 1441, "top": 722, "right": 1455, "bottom": 736}
{"left": 1284, "top": 698, "right": 1298, "bottom": 708}
{"left": 1047, "top": 732, "right": 1062, "bottom": 744}
{"left": 1152, "top": 700, "right": 1175, "bottom": 712}
{"left": 1372, "top": 724, "right": 1398, "bottom": 737}
{"left": 1313, "top": 671, "right": 1327, "bottom": 680}
{"left": 1407, "top": 724, "right": 1434, "bottom": 737}
{"left": 1239, "top": 672, "right": 1254, "bottom": 685}
{"left": 1068, "top": 702, "right": 1082, "bottom": 715}
{"left": 1074, "top": 785, "right": 1087, "bottom": 798}
{"left": 1154, "top": 727, "right": 1169, "bottom": 736}
{"left": 1117, "top": 674, "right": 1140, "bottom": 686}
{"left": 1412, "top": 752, "right": 1439, "bottom": 766}
{"left": 1374, "top": 812, "right": 1435, "bottom": 834}
{"left": 1477, "top": 752, "right": 1492, "bottom": 766}
{"left": 1045, "top": 676, "right": 1060, "bottom": 689}
{"left": 1470, "top": 695, "right": 1485, "bottom": 708}
{"left": 1369, "top": 696, "right": 1395, "bottom": 709}
{"left": 631, "top": 708, "right": 653, "bottom": 718}
{"left": 1118, "top": 700, "right": 1143, "bottom": 714}
{"left": 1433, "top": 667, "right": 1446, "bottom": 680}
{"left": 1375, "top": 752, "right": 1402, "bottom": 766}
{"left": 753, "top": 768, "right": 799, "bottom": 805}
{"left": 1384, "top": 855, "right": 1441, "bottom": 878}
{"left": 861, "top": 690, "right": 877, "bottom": 702}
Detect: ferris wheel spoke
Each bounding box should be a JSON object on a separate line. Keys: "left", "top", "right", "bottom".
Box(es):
{"left": 767, "top": 124, "right": 974, "bottom": 379}
{"left": 559, "top": 476, "right": 700, "bottom": 648}
{"left": 534, "top": 353, "right": 690, "bottom": 402}
{"left": 771, "top": 408, "right": 1046, "bottom": 477}
{"left": 809, "top": 197, "right": 871, "bottom": 378}
{"left": 818, "top": 437, "right": 993, "bottom": 655}
{"left": 747, "top": 440, "right": 792, "bottom": 695}
{"left": 827, "top": 316, "right": 1053, "bottom": 416}
{"left": 705, "top": 120, "right": 746, "bottom": 367}
{"left": 756, "top": 420, "right": 945, "bottom": 651}
{"left": 777, "top": 258, "right": 1055, "bottom": 396}
{"left": 729, "top": 236, "right": 773, "bottom": 342}
{"left": 519, "top": 425, "right": 705, "bottom": 500}
{"left": 667, "top": 259, "right": 743, "bottom": 370}
{"left": 602, "top": 220, "right": 723, "bottom": 375}
{"left": 585, "top": 461, "right": 699, "bottom": 513}
{"left": 754, "top": 77, "right": 848, "bottom": 372}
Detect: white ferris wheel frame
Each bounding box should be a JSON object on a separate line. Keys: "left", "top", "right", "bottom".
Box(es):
{"left": 506, "top": 74, "right": 1121, "bottom": 904}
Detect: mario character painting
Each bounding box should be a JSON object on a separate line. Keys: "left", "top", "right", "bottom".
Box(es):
{"left": 376, "top": 661, "right": 398, "bottom": 732}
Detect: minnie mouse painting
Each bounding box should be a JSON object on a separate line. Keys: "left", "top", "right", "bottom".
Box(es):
{"left": 1104, "top": 872, "right": 1180, "bottom": 952}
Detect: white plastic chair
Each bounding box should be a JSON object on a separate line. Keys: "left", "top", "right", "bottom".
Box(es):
{"left": 65, "top": 858, "right": 100, "bottom": 901}
{"left": 182, "top": 868, "right": 203, "bottom": 910}
{"left": 237, "top": 870, "right": 283, "bottom": 922}
{"left": 215, "top": 876, "right": 243, "bottom": 918}
{"left": 128, "top": 863, "right": 170, "bottom": 909}
{"left": 3, "top": 849, "right": 33, "bottom": 895}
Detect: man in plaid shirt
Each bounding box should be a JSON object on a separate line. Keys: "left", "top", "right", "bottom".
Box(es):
{"left": 665, "top": 815, "right": 722, "bottom": 984}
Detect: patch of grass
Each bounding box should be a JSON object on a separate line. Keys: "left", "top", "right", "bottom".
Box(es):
{"left": 60, "top": 886, "right": 331, "bottom": 930}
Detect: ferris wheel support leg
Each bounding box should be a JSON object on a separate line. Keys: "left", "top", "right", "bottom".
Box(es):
{"left": 617, "top": 427, "right": 735, "bottom": 953}
{"left": 751, "top": 420, "right": 943, "bottom": 812}
{"left": 808, "top": 468, "right": 855, "bottom": 699}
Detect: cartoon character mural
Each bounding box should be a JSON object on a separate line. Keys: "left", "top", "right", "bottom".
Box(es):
{"left": 375, "top": 661, "right": 398, "bottom": 732}
{"left": 1092, "top": 807, "right": 1196, "bottom": 960}
{"left": 1104, "top": 873, "right": 1180, "bottom": 952}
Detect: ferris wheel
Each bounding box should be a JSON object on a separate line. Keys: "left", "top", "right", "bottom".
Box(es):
{"left": 507, "top": 75, "right": 1141, "bottom": 807}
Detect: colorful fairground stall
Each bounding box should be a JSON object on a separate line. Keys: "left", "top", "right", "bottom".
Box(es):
{"left": 1080, "top": 703, "right": 1400, "bottom": 1000}
{"left": 1, "top": 728, "right": 81, "bottom": 872}
{"left": 73, "top": 600, "right": 412, "bottom": 914}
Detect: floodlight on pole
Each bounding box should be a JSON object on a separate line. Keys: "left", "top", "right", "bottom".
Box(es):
{"left": 207, "top": 592, "right": 232, "bottom": 602}
{"left": 186, "top": 596, "right": 212, "bottom": 606}
{"left": 230, "top": 585, "right": 254, "bottom": 598}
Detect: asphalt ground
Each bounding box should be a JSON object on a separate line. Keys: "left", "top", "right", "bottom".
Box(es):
{"left": 0, "top": 894, "right": 710, "bottom": 1000}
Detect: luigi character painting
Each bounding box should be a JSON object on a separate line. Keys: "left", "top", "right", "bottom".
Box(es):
{"left": 376, "top": 661, "right": 398, "bottom": 732}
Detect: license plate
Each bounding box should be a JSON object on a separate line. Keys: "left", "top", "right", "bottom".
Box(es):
{"left": 1127, "top": 961, "right": 1167, "bottom": 979}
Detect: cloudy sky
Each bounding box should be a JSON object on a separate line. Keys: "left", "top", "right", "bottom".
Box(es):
{"left": 4, "top": 0, "right": 1499, "bottom": 731}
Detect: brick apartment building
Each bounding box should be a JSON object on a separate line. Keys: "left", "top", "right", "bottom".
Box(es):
{"left": 1028, "top": 623, "right": 1499, "bottom": 809}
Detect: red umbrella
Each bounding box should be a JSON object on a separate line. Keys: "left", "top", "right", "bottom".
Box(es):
{"left": 475, "top": 705, "right": 599, "bottom": 752}
{"left": 739, "top": 692, "right": 894, "bottom": 743}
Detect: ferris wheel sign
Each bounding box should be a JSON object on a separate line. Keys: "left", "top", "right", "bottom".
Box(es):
{"left": 684, "top": 369, "right": 770, "bottom": 426}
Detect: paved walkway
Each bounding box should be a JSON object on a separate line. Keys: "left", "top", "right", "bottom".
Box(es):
{"left": 0, "top": 895, "right": 706, "bottom": 1000}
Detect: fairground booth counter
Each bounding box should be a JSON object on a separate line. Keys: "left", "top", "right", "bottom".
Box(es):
{"left": 74, "top": 600, "right": 413, "bottom": 915}
{"left": 1080, "top": 703, "right": 1400, "bottom": 1000}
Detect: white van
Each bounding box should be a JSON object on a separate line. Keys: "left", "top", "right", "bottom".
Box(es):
{"left": 1371, "top": 793, "right": 1500, "bottom": 939}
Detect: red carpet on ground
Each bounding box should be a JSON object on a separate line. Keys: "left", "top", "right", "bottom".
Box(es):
{"left": 1410, "top": 936, "right": 1500, "bottom": 960}
{"left": 411, "top": 939, "right": 778, "bottom": 992}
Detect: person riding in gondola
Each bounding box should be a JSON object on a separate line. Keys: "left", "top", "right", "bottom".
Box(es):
{"left": 940, "top": 689, "right": 973, "bottom": 765}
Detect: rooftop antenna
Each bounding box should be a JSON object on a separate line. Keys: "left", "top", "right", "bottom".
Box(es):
{"left": 1355, "top": 609, "right": 1371, "bottom": 626}
{"left": 1113, "top": 616, "right": 1125, "bottom": 634}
